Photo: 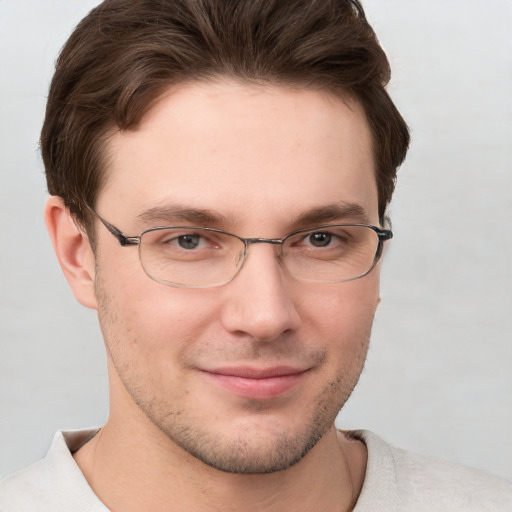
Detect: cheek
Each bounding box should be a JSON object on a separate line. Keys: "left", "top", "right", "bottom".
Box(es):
{"left": 296, "top": 273, "right": 380, "bottom": 377}
{"left": 300, "top": 273, "right": 380, "bottom": 337}
{"left": 97, "top": 264, "right": 223, "bottom": 361}
{"left": 96, "top": 280, "right": 219, "bottom": 403}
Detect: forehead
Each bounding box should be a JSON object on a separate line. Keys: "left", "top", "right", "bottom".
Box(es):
{"left": 100, "top": 81, "right": 378, "bottom": 230}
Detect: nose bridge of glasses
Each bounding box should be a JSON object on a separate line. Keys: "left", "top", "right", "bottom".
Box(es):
{"left": 236, "top": 237, "right": 285, "bottom": 275}
{"left": 233, "top": 237, "right": 288, "bottom": 286}
{"left": 244, "top": 237, "right": 283, "bottom": 247}
{"left": 242, "top": 238, "right": 285, "bottom": 262}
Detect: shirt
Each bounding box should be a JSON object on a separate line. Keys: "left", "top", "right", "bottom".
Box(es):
{"left": 1, "top": 429, "right": 511, "bottom": 511}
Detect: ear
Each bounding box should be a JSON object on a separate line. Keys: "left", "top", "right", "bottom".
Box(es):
{"left": 44, "top": 196, "right": 98, "bottom": 310}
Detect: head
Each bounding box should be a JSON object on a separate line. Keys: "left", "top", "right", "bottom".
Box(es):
{"left": 43, "top": 0, "right": 409, "bottom": 474}
{"left": 42, "top": 0, "right": 409, "bottom": 237}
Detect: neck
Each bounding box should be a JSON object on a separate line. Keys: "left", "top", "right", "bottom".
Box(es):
{"left": 74, "top": 415, "right": 366, "bottom": 512}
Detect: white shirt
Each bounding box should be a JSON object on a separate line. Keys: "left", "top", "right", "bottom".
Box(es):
{"left": 1, "top": 429, "right": 511, "bottom": 511}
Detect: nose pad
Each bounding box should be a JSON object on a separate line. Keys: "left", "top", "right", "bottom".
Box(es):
{"left": 235, "top": 248, "right": 245, "bottom": 266}
{"left": 229, "top": 247, "right": 247, "bottom": 282}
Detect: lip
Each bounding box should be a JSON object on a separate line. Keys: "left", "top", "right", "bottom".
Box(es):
{"left": 200, "top": 366, "right": 309, "bottom": 400}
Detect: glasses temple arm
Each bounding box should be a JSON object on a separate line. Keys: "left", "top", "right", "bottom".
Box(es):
{"left": 86, "top": 205, "right": 140, "bottom": 246}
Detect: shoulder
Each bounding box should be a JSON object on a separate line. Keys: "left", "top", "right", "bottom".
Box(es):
{"left": 0, "top": 429, "right": 105, "bottom": 512}
{"left": 0, "top": 458, "right": 53, "bottom": 511}
{"left": 351, "top": 430, "right": 512, "bottom": 512}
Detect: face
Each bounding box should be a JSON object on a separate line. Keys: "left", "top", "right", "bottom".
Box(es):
{"left": 93, "top": 81, "right": 380, "bottom": 473}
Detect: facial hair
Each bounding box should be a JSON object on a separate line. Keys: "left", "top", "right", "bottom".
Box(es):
{"left": 95, "top": 273, "right": 371, "bottom": 474}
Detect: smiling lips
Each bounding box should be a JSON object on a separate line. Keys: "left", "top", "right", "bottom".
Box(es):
{"left": 202, "top": 366, "right": 309, "bottom": 400}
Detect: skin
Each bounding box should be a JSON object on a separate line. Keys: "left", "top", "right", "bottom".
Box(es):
{"left": 46, "top": 81, "right": 381, "bottom": 511}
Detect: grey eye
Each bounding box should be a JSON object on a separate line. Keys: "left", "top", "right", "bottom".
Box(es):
{"left": 308, "top": 232, "right": 332, "bottom": 247}
{"left": 177, "top": 234, "right": 201, "bottom": 249}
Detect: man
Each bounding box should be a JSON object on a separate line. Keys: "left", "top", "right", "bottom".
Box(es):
{"left": 1, "top": 0, "right": 510, "bottom": 510}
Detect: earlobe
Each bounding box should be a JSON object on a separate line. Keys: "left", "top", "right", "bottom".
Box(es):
{"left": 44, "top": 196, "right": 98, "bottom": 310}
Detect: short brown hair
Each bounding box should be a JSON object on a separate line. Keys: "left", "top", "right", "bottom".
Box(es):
{"left": 41, "top": 0, "right": 409, "bottom": 231}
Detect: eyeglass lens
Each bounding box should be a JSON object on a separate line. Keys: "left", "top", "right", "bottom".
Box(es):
{"left": 138, "top": 225, "right": 382, "bottom": 288}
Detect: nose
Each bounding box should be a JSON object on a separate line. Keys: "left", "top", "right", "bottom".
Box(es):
{"left": 219, "top": 244, "right": 300, "bottom": 342}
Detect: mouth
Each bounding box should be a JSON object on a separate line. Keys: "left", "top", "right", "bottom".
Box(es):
{"left": 200, "top": 366, "right": 309, "bottom": 400}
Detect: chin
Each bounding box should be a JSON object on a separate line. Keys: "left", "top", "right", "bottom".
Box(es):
{"left": 168, "top": 418, "right": 330, "bottom": 474}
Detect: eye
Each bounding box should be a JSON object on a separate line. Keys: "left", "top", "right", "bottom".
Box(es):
{"left": 157, "top": 231, "right": 214, "bottom": 251}
{"left": 177, "top": 234, "right": 201, "bottom": 250}
{"left": 307, "top": 232, "right": 332, "bottom": 247}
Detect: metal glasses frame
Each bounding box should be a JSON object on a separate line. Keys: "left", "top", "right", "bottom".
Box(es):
{"left": 88, "top": 207, "right": 393, "bottom": 287}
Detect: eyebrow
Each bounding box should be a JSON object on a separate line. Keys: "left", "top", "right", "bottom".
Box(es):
{"left": 136, "top": 205, "right": 230, "bottom": 227}
{"left": 293, "top": 202, "right": 371, "bottom": 227}
{"left": 135, "top": 201, "right": 370, "bottom": 230}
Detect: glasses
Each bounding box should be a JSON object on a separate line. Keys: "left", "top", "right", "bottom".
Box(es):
{"left": 90, "top": 210, "right": 392, "bottom": 288}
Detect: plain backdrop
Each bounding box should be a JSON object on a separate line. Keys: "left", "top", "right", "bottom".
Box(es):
{"left": 1, "top": 0, "right": 511, "bottom": 481}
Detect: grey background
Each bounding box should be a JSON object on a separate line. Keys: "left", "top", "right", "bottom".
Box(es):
{"left": 1, "top": 0, "right": 511, "bottom": 481}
